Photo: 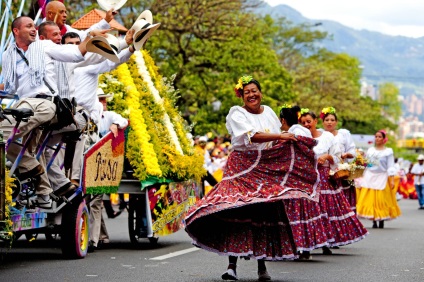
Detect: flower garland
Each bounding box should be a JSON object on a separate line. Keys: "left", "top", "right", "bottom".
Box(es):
{"left": 133, "top": 51, "right": 183, "bottom": 155}
{"left": 1, "top": 171, "right": 15, "bottom": 242}
{"left": 100, "top": 54, "right": 205, "bottom": 183}
{"left": 320, "top": 106, "right": 336, "bottom": 120}
{"left": 142, "top": 51, "right": 193, "bottom": 155}
{"left": 234, "top": 75, "right": 253, "bottom": 97}
{"left": 115, "top": 64, "right": 162, "bottom": 178}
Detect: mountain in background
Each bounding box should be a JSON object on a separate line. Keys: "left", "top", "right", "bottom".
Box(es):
{"left": 257, "top": 3, "right": 424, "bottom": 104}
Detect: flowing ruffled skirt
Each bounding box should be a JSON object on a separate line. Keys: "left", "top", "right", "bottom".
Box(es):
{"left": 319, "top": 167, "right": 368, "bottom": 246}
{"left": 356, "top": 176, "right": 402, "bottom": 221}
{"left": 185, "top": 137, "right": 320, "bottom": 260}
{"left": 284, "top": 197, "right": 330, "bottom": 251}
{"left": 340, "top": 180, "right": 357, "bottom": 212}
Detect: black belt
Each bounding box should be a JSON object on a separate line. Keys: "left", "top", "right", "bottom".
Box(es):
{"left": 35, "top": 94, "right": 54, "bottom": 101}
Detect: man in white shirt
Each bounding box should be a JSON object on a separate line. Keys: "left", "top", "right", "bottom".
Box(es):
{"left": 63, "top": 31, "right": 134, "bottom": 184}
{"left": 0, "top": 16, "right": 108, "bottom": 208}
{"left": 410, "top": 154, "right": 424, "bottom": 209}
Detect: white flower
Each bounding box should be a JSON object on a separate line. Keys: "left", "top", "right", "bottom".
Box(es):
{"left": 338, "top": 163, "right": 351, "bottom": 170}
{"left": 134, "top": 51, "right": 183, "bottom": 155}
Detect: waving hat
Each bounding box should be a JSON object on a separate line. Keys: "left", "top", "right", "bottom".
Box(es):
{"left": 130, "top": 10, "right": 161, "bottom": 51}
{"left": 86, "top": 33, "right": 121, "bottom": 63}
{"left": 97, "top": 0, "right": 127, "bottom": 11}
{"left": 97, "top": 88, "right": 113, "bottom": 98}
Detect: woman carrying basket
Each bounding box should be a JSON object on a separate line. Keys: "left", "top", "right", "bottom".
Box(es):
{"left": 300, "top": 109, "right": 368, "bottom": 255}
{"left": 320, "top": 107, "right": 358, "bottom": 212}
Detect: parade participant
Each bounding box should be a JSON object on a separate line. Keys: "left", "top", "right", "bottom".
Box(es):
{"left": 44, "top": 0, "right": 114, "bottom": 38}
{"left": 37, "top": 21, "right": 91, "bottom": 196}
{"left": 185, "top": 76, "right": 320, "bottom": 281}
{"left": 88, "top": 89, "right": 128, "bottom": 252}
{"left": 280, "top": 105, "right": 329, "bottom": 260}
{"left": 356, "top": 130, "right": 401, "bottom": 228}
{"left": 0, "top": 16, "right": 108, "bottom": 208}
{"left": 320, "top": 107, "right": 357, "bottom": 212}
{"left": 300, "top": 109, "right": 368, "bottom": 254}
{"left": 410, "top": 154, "right": 424, "bottom": 209}
{"left": 63, "top": 29, "right": 135, "bottom": 185}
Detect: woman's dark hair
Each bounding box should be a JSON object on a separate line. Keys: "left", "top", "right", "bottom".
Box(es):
{"left": 245, "top": 79, "right": 261, "bottom": 91}
{"left": 240, "top": 79, "right": 261, "bottom": 96}
{"left": 61, "top": 32, "right": 81, "bottom": 44}
{"left": 300, "top": 111, "right": 317, "bottom": 119}
{"left": 280, "top": 105, "right": 301, "bottom": 127}
{"left": 322, "top": 112, "right": 338, "bottom": 121}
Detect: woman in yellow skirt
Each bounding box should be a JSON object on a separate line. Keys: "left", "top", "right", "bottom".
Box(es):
{"left": 357, "top": 130, "right": 401, "bottom": 228}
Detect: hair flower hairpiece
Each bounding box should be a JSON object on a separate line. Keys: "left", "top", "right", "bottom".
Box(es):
{"left": 300, "top": 108, "right": 310, "bottom": 115}
{"left": 234, "top": 75, "right": 253, "bottom": 97}
{"left": 320, "top": 106, "right": 336, "bottom": 120}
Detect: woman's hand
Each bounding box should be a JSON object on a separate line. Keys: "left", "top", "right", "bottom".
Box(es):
{"left": 279, "top": 132, "right": 297, "bottom": 142}
{"left": 341, "top": 153, "right": 354, "bottom": 159}
{"left": 317, "top": 155, "right": 327, "bottom": 165}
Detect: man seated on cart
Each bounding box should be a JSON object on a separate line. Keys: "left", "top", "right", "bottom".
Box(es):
{"left": 0, "top": 16, "right": 109, "bottom": 209}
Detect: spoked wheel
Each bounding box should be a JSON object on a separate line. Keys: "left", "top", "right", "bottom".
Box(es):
{"left": 128, "top": 194, "right": 153, "bottom": 246}
{"left": 61, "top": 198, "right": 89, "bottom": 259}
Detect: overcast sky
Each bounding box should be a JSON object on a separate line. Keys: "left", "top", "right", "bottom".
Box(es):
{"left": 264, "top": 0, "right": 424, "bottom": 38}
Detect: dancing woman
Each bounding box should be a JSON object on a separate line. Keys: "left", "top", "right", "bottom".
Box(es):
{"left": 185, "top": 76, "right": 319, "bottom": 281}
{"left": 280, "top": 105, "right": 329, "bottom": 260}
{"left": 300, "top": 109, "right": 368, "bottom": 254}
{"left": 356, "top": 130, "right": 401, "bottom": 228}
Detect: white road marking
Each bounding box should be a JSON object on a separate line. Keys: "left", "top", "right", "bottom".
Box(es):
{"left": 150, "top": 247, "right": 199, "bottom": 261}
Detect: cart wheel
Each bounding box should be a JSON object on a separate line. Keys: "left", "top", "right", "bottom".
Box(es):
{"left": 61, "top": 198, "right": 89, "bottom": 259}
{"left": 148, "top": 236, "right": 159, "bottom": 246}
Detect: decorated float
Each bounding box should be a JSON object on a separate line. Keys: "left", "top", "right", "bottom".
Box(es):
{"left": 92, "top": 50, "right": 205, "bottom": 245}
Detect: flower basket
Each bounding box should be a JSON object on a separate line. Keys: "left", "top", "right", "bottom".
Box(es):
{"left": 348, "top": 167, "right": 365, "bottom": 180}
{"left": 332, "top": 169, "right": 350, "bottom": 180}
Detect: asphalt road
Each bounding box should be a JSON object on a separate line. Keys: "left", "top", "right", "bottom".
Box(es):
{"left": 0, "top": 199, "right": 423, "bottom": 282}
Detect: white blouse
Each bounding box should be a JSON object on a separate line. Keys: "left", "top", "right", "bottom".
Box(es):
{"left": 288, "top": 124, "right": 312, "bottom": 138}
{"left": 226, "top": 105, "right": 281, "bottom": 151}
{"left": 334, "top": 129, "right": 357, "bottom": 160}
{"left": 314, "top": 131, "right": 342, "bottom": 168}
{"left": 365, "top": 147, "right": 396, "bottom": 176}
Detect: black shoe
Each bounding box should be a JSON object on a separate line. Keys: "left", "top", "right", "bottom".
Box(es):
{"left": 87, "top": 241, "right": 97, "bottom": 253}
{"left": 54, "top": 183, "right": 77, "bottom": 197}
{"left": 322, "top": 246, "right": 332, "bottom": 255}
{"left": 372, "top": 221, "right": 378, "bottom": 228}
{"left": 379, "top": 221, "right": 384, "bottom": 229}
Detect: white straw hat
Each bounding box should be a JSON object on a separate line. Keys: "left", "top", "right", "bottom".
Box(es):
{"left": 86, "top": 34, "right": 121, "bottom": 63}
{"left": 97, "top": 0, "right": 128, "bottom": 11}
{"left": 97, "top": 88, "right": 113, "bottom": 98}
{"left": 130, "top": 10, "right": 161, "bottom": 51}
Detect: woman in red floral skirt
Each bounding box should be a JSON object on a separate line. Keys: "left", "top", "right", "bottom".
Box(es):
{"left": 185, "top": 77, "right": 320, "bottom": 281}
{"left": 300, "top": 109, "right": 368, "bottom": 256}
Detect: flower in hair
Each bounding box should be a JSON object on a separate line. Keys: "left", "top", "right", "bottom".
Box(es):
{"left": 300, "top": 108, "right": 310, "bottom": 115}
{"left": 320, "top": 106, "right": 336, "bottom": 120}
{"left": 234, "top": 75, "right": 253, "bottom": 97}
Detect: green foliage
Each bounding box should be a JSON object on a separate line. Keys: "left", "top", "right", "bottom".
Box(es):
{"left": 2, "top": 0, "right": 400, "bottom": 136}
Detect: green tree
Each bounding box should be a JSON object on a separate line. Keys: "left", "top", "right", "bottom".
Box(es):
{"left": 378, "top": 82, "right": 402, "bottom": 122}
